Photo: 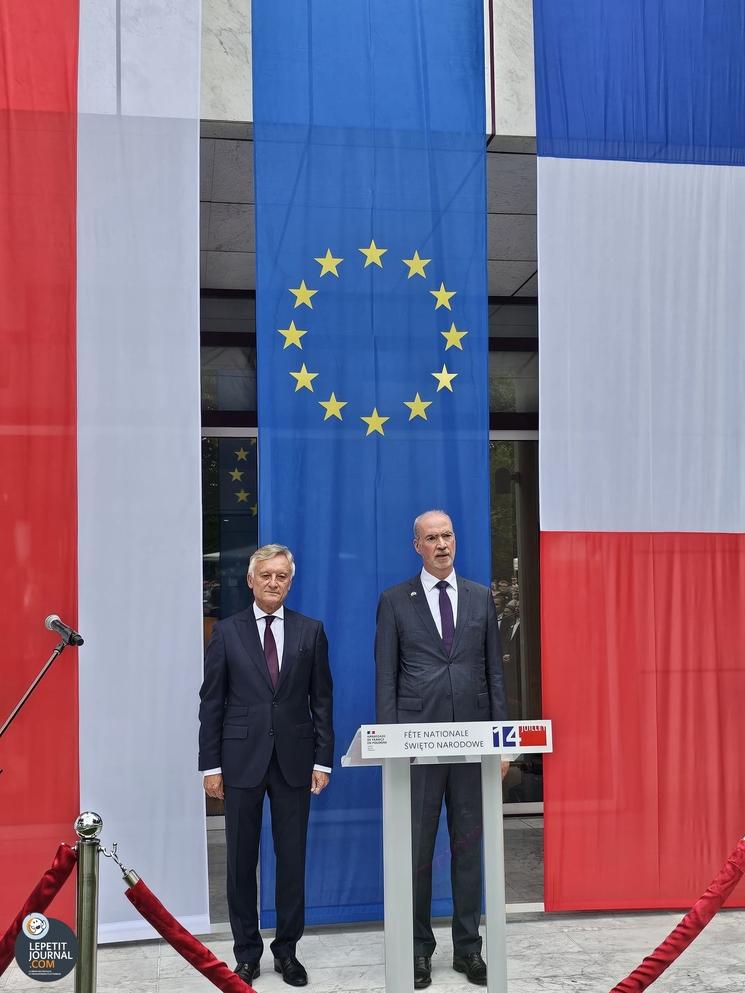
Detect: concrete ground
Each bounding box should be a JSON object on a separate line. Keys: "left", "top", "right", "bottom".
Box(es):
{"left": 4, "top": 815, "right": 744, "bottom": 992}
{"left": 3, "top": 909, "right": 745, "bottom": 993}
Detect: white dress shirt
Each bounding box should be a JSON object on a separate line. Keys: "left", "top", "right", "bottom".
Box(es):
{"left": 420, "top": 567, "right": 458, "bottom": 633}
{"left": 203, "top": 602, "right": 331, "bottom": 777}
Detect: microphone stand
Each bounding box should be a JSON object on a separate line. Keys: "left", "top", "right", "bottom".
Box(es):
{"left": 0, "top": 639, "right": 69, "bottom": 775}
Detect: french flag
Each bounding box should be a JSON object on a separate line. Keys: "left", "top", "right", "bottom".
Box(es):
{"left": 0, "top": 0, "right": 208, "bottom": 937}
{"left": 535, "top": 2, "right": 745, "bottom": 908}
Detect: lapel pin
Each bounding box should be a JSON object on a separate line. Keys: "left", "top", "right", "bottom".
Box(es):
{"left": 410, "top": 591, "right": 417, "bottom": 597}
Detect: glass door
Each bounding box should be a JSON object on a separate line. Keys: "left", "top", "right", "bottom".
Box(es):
{"left": 491, "top": 437, "right": 543, "bottom": 905}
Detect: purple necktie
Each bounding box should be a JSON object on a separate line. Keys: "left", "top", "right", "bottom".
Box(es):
{"left": 263, "top": 615, "right": 279, "bottom": 688}
{"left": 436, "top": 580, "right": 454, "bottom": 655}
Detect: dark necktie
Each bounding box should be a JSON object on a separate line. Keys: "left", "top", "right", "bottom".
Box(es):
{"left": 436, "top": 580, "right": 454, "bottom": 655}
{"left": 263, "top": 615, "right": 279, "bottom": 688}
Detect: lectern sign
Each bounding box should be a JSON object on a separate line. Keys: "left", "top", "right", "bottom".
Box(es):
{"left": 360, "top": 720, "right": 552, "bottom": 758}
{"left": 345, "top": 718, "right": 555, "bottom": 993}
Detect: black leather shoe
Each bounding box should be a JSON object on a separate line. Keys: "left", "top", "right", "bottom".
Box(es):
{"left": 414, "top": 955, "right": 432, "bottom": 989}
{"left": 234, "top": 961, "right": 260, "bottom": 984}
{"left": 453, "top": 951, "right": 487, "bottom": 985}
{"left": 274, "top": 956, "right": 308, "bottom": 987}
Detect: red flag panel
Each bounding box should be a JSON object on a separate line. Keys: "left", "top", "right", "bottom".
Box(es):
{"left": 542, "top": 531, "right": 745, "bottom": 910}
{"left": 0, "top": 0, "right": 80, "bottom": 928}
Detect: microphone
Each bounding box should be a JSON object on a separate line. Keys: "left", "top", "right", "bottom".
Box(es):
{"left": 44, "top": 614, "right": 84, "bottom": 647}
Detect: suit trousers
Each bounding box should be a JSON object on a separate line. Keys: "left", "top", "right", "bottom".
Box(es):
{"left": 224, "top": 751, "right": 311, "bottom": 962}
{"left": 411, "top": 762, "right": 483, "bottom": 957}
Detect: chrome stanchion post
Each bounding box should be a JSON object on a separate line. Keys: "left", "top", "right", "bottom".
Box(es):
{"left": 74, "top": 811, "right": 103, "bottom": 993}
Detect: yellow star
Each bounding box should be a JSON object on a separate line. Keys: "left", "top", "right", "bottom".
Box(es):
{"left": 402, "top": 251, "right": 431, "bottom": 279}
{"left": 249, "top": 438, "right": 256, "bottom": 445}
{"left": 319, "top": 392, "right": 348, "bottom": 421}
{"left": 403, "top": 393, "right": 433, "bottom": 421}
{"left": 235, "top": 489, "right": 249, "bottom": 503}
{"left": 277, "top": 320, "right": 307, "bottom": 349}
{"left": 290, "top": 363, "right": 318, "bottom": 392}
{"left": 430, "top": 282, "right": 456, "bottom": 310}
{"left": 314, "top": 249, "right": 343, "bottom": 277}
{"left": 359, "top": 239, "right": 388, "bottom": 268}
{"left": 289, "top": 280, "right": 318, "bottom": 308}
{"left": 229, "top": 468, "right": 244, "bottom": 482}
{"left": 441, "top": 322, "right": 468, "bottom": 350}
{"left": 361, "top": 408, "right": 390, "bottom": 436}
{"left": 235, "top": 447, "right": 248, "bottom": 461}
{"left": 432, "top": 364, "right": 458, "bottom": 392}
{"left": 250, "top": 503, "right": 258, "bottom": 516}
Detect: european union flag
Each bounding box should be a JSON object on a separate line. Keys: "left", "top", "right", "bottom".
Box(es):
{"left": 253, "top": 0, "right": 490, "bottom": 924}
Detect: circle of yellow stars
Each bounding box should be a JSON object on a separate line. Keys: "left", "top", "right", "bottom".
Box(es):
{"left": 278, "top": 241, "right": 469, "bottom": 437}
{"left": 227, "top": 440, "right": 258, "bottom": 513}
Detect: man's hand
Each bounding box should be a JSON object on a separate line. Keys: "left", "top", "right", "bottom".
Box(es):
{"left": 204, "top": 773, "right": 224, "bottom": 800}
{"left": 311, "top": 771, "right": 329, "bottom": 795}
{"left": 501, "top": 760, "right": 510, "bottom": 780}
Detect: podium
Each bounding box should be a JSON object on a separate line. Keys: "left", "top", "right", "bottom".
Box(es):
{"left": 343, "top": 720, "right": 553, "bottom": 993}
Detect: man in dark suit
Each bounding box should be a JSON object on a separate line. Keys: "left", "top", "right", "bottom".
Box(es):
{"left": 199, "top": 544, "right": 334, "bottom": 988}
{"left": 375, "top": 510, "right": 507, "bottom": 989}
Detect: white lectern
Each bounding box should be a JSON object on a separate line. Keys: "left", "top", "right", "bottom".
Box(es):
{"left": 342, "top": 719, "right": 553, "bottom": 993}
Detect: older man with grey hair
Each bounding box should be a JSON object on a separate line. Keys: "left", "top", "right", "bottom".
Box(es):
{"left": 199, "top": 543, "right": 334, "bottom": 987}
{"left": 375, "top": 511, "right": 507, "bottom": 989}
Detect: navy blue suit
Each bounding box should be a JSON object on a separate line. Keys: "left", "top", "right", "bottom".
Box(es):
{"left": 199, "top": 607, "right": 333, "bottom": 961}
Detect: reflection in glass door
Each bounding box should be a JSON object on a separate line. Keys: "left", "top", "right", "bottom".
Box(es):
{"left": 491, "top": 439, "right": 541, "bottom": 687}
{"left": 491, "top": 439, "right": 542, "bottom": 799}
{"left": 491, "top": 438, "right": 543, "bottom": 905}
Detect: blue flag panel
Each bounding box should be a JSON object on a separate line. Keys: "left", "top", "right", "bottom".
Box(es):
{"left": 252, "top": 0, "right": 489, "bottom": 924}
{"left": 534, "top": 0, "right": 745, "bottom": 165}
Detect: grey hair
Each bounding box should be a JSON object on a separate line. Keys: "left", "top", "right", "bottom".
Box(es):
{"left": 413, "top": 509, "right": 452, "bottom": 540}
{"left": 248, "top": 543, "right": 296, "bottom": 578}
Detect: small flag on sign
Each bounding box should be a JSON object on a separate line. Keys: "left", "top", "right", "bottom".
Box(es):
{"left": 518, "top": 724, "right": 548, "bottom": 747}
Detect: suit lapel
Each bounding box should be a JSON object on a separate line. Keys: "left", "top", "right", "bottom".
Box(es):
{"left": 409, "top": 576, "right": 448, "bottom": 657}
{"left": 450, "top": 575, "right": 470, "bottom": 656}
{"left": 275, "top": 609, "right": 300, "bottom": 693}
{"left": 236, "top": 610, "right": 274, "bottom": 692}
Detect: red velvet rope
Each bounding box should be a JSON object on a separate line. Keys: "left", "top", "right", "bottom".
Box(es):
{"left": 0, "top": 843, "right": 78, "bottom": 977}
{"left": 125, "top": 878, "right": 254, "bottom": 993}
{"left": 610, "top": 838, "right": 745, "bottom": 992}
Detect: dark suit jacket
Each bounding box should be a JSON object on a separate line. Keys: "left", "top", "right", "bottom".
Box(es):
{"left": 198, "top": 607, "right": 334, "bottom": 789}
{"left": 375, "top": 574, "right": 507, "bottom": 724}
